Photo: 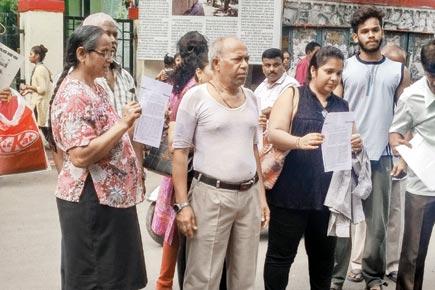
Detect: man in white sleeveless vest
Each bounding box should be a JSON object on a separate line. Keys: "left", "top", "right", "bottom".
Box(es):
{"left": 172, "top": 37, "right": 269, "bottom": 290}
{"left": 332, "top": 6, "right": 410, "bottom": 290}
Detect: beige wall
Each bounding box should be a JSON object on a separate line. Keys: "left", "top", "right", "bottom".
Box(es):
{"left": 19, "top": 11, "right": 64, "bottom": 83}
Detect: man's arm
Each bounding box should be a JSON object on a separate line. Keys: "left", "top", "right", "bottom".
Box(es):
{"left": 389, "top": 91, "right": 413, "bottom": 177}
{"left": 253, "top": 144, "right": 270, "bottom": 229}
{"left": 389, "top": 132, "right": 412, "bottom": 177}
{"left": 173, "top": 148, "right": 197, "bottom": 238}
{"left": 394, "top": 66, "right": 411, "bottom": 103}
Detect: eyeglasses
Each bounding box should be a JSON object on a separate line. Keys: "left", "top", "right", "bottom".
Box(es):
{"left": 89, "top": 49, "right": 113, "bottom": 59}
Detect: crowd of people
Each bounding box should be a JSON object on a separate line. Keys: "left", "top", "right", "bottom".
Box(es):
{"left": 1, "top": 5, "right": 435, "bottom": 290}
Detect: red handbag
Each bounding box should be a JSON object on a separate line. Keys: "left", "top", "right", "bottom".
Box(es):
{"left": 260, "top": 86, "right": 299, "bottom": 190}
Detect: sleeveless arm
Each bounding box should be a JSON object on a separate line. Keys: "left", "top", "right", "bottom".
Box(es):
{"left": 267, "top": 86, "right": 300, "bottom": 151}
{"left": 394, "top": 65, "right": 411, "bottom": 103}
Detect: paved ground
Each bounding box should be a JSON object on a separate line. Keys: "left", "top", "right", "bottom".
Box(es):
{"left": 0, "top": 168, "right": 434, "bottom": 289}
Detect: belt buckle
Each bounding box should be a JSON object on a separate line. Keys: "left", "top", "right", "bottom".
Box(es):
{"left": 240, "top": 179, "right": 253, "bottom": 191}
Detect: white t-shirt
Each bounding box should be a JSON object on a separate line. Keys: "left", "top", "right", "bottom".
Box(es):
{"left": 173, "top": 83, "right": 259, "bottom": 182}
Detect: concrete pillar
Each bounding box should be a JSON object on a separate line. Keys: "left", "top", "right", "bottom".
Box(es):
{"left": 18, "top": 0, "right": 64, "bottom": 83}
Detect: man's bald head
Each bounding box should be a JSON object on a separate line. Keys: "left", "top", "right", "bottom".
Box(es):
{"left": 209, "top": 36, "right": 246, "bottom": 64}
{"left": 209, "top": 36, "right": 249, "bottom": 88}
{"left": 83, "top": 13, "right": 118, "bottom": 53}
{"left": 382, "top": 43, "right": 407, "bottom": 65}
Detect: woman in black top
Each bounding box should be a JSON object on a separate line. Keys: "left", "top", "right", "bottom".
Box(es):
{"left": 263, "top": 46, "right": 362, "bottom": 290}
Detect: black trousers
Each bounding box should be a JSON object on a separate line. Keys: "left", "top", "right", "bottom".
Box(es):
{"left": 397, "top": 192, "right": 435, "bottom": 290}
{"left": 264, "top": 205, "right": 336, "bottom": 290}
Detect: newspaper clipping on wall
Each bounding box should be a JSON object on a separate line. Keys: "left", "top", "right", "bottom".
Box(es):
{"left": 137, "top": 0, "right": 283, "bottom": 64}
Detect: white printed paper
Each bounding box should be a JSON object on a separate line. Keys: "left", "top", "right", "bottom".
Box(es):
{"left": 396, "top": 133, "right": 435, "bottom": 190}
{"left": 137, "top": 0, "right": 283, "bottom": 64}
{"left": 133, "top": 76, "right": 173, "bottom": 148}
{"left": 0, "top": 43, "right": 24, "bottom": 89}
{"left": 321, "top": 112, "right": 355, "bottom": 172}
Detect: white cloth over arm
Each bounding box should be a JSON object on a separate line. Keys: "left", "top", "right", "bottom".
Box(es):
{"left": 324, "top": 149, "right": 372, "bottom": 237}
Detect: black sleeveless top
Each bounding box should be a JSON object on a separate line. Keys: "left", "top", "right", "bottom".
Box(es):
{"left": 268, "top": 85, "right": 349, "bottom": 210}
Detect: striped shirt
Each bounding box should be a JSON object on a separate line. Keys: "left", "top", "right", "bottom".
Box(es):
{"left": 96, "top": 67, "right": 137, "bottom": 117}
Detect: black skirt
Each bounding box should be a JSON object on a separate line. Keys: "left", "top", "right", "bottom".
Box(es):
{"left": 57, "top": 175, "right": 147, "bottom": 290}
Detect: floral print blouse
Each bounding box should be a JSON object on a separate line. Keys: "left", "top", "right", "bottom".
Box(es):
{"left": 51, "top": 77, "right": 144, "bottom": 208}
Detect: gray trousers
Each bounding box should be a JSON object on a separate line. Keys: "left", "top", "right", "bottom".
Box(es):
{"left": 331, "top": 222, "right": 366, "bottom": 286}
{"left": 386, "top": 178, "right": 405, "bottom": 274}
{"left": 183, "top": 179, "right": 261, "bottom": 290}
{"left": 396, "top": 192, "right": 435, "bottom": 290}
{"left": 362, "top": 156, "right": 392, "bottom": 287}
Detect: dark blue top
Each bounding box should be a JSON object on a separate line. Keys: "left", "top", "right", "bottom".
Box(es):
{"left": 268, "top": 85, "right": 349, "bottom": 210}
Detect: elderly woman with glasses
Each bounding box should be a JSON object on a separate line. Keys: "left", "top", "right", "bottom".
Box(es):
{"left": 49, "top": 25, "right": 147, "bottom": 290}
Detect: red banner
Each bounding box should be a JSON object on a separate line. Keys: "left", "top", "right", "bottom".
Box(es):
{"left": 18, "top": 0, "right": 65, "bottom": 13}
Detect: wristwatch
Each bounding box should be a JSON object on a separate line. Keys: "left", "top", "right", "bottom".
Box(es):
{"left": 173, "top": 202, "right": 190, "bottom": 214}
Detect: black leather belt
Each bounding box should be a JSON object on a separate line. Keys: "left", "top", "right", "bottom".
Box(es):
{"left": 193, "top": 171, "right": 258, "bottom": 191}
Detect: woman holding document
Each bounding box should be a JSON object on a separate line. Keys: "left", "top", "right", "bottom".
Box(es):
{"left": 49, "top": 25, "right": 147, "bottom": 289}
{"left": 263, "top": 46, "right": 362, "bottom": 289}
